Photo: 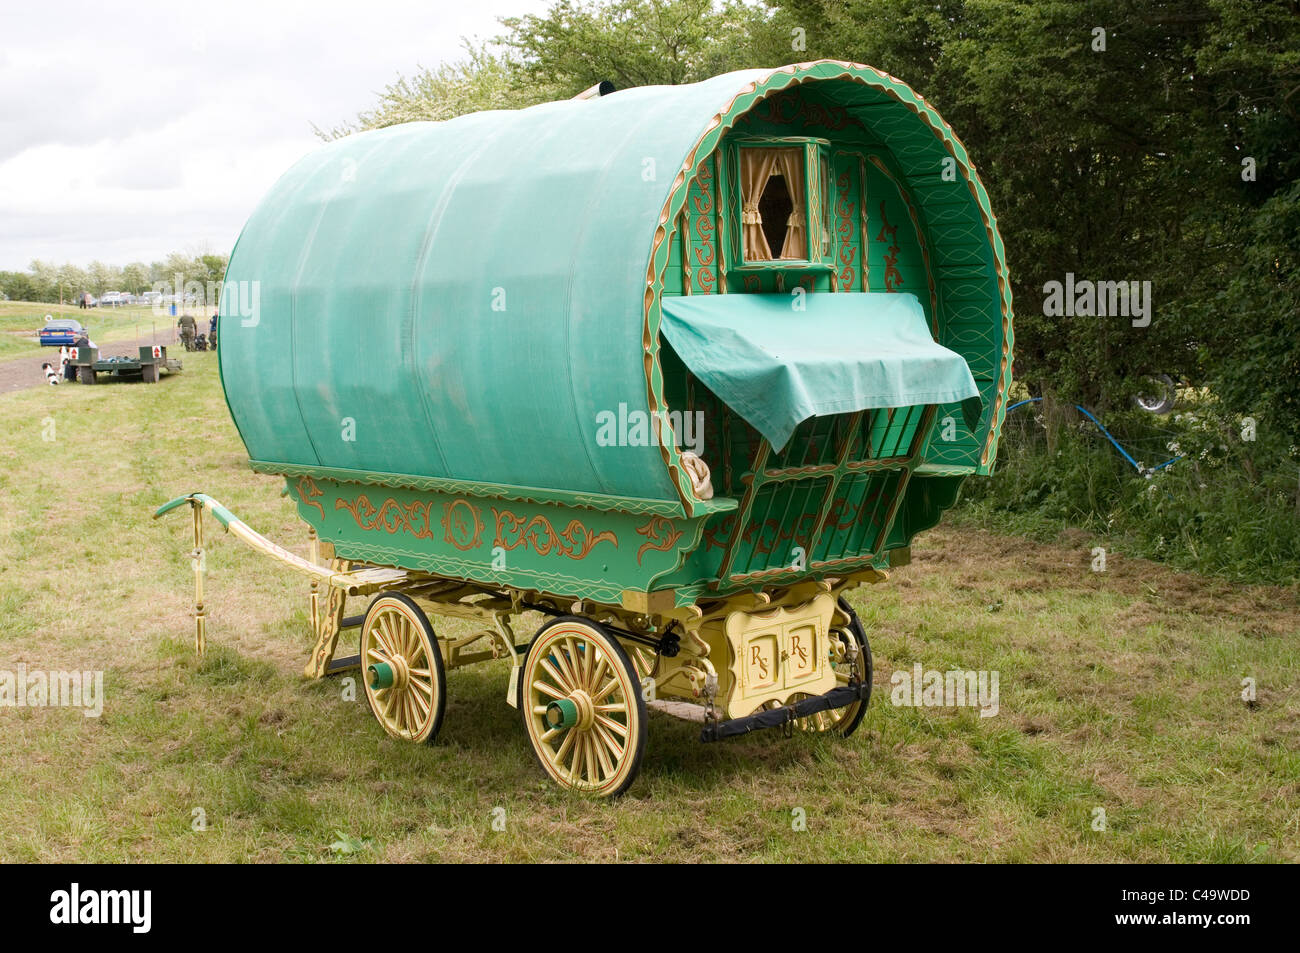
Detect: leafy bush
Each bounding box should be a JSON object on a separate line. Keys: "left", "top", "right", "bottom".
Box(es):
{"left": 959, "top": 399, "right": 1300, "bottom": 585}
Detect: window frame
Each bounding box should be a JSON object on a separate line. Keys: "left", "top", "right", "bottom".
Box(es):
{"left": 726, "top": 135, "right": 835, "bottom": 273}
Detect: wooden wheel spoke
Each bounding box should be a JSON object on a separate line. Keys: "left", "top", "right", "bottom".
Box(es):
{"left": 588, "top": 654, "right": 609, "bottom": 693}
{"left": 595, "top": 713, "right": 628, "bottom": 738}
{"left": 588, "top": 733, "right": 609, "bottom": 782}
{"left": 540, "top": 726, "right": 563, "bottom": 744}
{"left": 379, "top": 614, "right": 401, "bottom": 656}
{"left": 565, "top": 636, "right": 585, "bottom": 685}
{"left": 594, "top": 723, "right": 624, "bottom": 763}
{"left": 539, "top": 657, "right": 571, "bottom": 693}
{"left": 532, "top": 678, "right": 567, "bottom": 701}
{"left": 371, "top": 622, "right": 397, "bottom": 658}
{"left": 551, "top": 641, "right": 580, "bottom": 689}
{"left": 591, "top": 676, "right": 622, "bottom": 703}
{"left": 554, "top": 725, "right": 578, "bottom": 765}
{"left": 569, "top": 731, "right": 586, "bottom": 783}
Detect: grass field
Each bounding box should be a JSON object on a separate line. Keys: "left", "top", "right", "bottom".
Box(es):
{"left": 0, "top": 356, "right": 1297, "bottom": 862}
{"left": 0, "top": 300, "right": 185, "bottom": 360}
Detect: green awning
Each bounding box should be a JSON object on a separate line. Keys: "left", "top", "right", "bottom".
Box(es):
{"left": 659, "top": 292, "right": 980, "bottom": 450}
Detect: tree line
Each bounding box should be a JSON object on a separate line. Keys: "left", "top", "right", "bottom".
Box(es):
{"left": 0, "top": 253, "right": 228, "bottom": 306}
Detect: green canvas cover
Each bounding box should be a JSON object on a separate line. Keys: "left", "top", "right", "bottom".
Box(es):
{"left": 219, "top": 61, "right": 1011, "bottom": 508}
{"left": 659, "top": 292, "right": 980, "bottom": 450}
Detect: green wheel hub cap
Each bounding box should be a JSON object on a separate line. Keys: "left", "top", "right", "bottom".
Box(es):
{"left": 368, "top": 661, "right": 395, "bottom": 691}
{"left": 545, "top": 698, "right": 579, "bottom": 730}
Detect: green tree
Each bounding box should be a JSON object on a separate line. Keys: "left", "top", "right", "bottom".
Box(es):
{"left": 324, "top": 1, "right": 777, "bottom": 137}
{"left": 316, "top": 45, "right": 541, "bottom": 138}
{"left": 122, "top": 262, "right": 150, "bottom": 295}
{"left": 500, "top": 0, "right": 770, "bottom": 93}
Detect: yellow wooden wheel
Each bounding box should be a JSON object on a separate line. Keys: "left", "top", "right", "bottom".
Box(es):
{"left": 360, "top": 592, "right": 446, "bottom": 745}
{"left": 520, "top": 617, "right": 647, "bottom": 797}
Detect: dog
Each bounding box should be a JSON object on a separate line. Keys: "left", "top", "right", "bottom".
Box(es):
{"left": 42, "top": 362, "right": 60, "bottom": 385}
{"left": 194, "top": 333, "right": 208, "bottom": 352}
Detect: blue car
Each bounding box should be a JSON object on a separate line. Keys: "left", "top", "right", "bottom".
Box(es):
{"left": 38, "top": 319, "right": 87, "bottom": 347}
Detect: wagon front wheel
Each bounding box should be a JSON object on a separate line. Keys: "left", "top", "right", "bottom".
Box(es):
{"left": 360, "top": 592, "right": 446, "bottom": 745}
{"left": 520, "top": 616, "right": 647, "bottom": 797}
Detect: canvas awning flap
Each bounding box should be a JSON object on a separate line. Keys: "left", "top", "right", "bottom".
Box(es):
{"left": 659, "top": 292, "right": 981, "bottom": 450}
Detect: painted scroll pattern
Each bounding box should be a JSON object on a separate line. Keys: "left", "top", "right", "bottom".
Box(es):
{"left": 295, "top": 474, "right": 326, "bottom": 518}
{"left": 749, "top": 91, "right": 866, "bottom": 134}
{"left": 491, "top": 509, "right": 618, "bottom": 560}
{"left": 875, "top": 202, "right": 904, "bottom": 291}
{"left": 689, "top": 157, "right": 717, "bottom": 292}
{"left": 334, "top": 493, "right": 617, "bottom": 561}
{"left": 635, "top": 516, "right": 682, "bottom": 566}
{"left": 336, "top": 494, "right": 438, "bottom": 539}
{"left": 833, "top": 165, "right": 858, "bottom": 290}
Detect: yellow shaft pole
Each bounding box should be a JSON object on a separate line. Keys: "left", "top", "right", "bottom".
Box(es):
{"left": 192, "top": 501, "right": 206, "bottom": 657}
{"left": 308, "top": 526, "right": 320, "bottom": 638}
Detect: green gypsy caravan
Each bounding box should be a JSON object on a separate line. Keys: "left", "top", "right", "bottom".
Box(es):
{"left": 158, "top": 60, "right": 1013, "bottom": 796}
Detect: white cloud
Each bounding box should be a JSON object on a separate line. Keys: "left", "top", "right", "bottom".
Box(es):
{"left": 0, "top": 0, "right": 550, "bottom": 269}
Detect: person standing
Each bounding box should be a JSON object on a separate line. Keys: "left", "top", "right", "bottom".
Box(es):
{"left": 209, "top": 312, "right": 218, "bottom": 351}
{"left": 178, "top": 312, "right": 196, "bottom": 350}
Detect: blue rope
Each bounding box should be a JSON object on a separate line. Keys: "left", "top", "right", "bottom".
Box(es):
{"left": 1006, "top": 396, "right": 1183, "bottom": 475}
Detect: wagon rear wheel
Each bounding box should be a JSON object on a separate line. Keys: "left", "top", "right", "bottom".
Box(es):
{"left": 520, "top": 616, "right": 647, "bottom": 797}
{"left": 360, "top": 592, "right": 446, "bottom": 745}
{"left": 768, "top": 597, "right": 872, "bottom": 736}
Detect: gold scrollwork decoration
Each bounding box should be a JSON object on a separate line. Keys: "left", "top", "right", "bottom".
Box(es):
{"left": 491, "top": 509, "right": 618, "bottom": 560}
{"left": 634, "top": 516, "right": 683, "bottom": 565}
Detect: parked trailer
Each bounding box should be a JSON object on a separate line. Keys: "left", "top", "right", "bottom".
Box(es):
{"left": 158, "top": 60, "right": 1014, "bottom": 796}
{"left": 72, "top": 345, "right": 182, "bottom": 384}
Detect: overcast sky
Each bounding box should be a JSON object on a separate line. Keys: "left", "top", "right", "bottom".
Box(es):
{"left": 0, "top": 0, "right": 551, "bottom": 271}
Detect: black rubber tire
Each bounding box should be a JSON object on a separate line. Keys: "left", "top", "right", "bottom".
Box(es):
{"left": 1133, "top": 374, "right": 1177, "bottom": 415}
{"left": 833, "top": 596, "right": 873, "bottom": 738}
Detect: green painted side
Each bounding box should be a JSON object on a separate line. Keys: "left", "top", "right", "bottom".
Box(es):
{"left": 253, "top": 459, "right": 736, "bottom": 517}
{"left": 285, "top": 476, "right": 707, "bottom": 604}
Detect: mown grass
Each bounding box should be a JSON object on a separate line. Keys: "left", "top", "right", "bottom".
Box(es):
{"left": 0, "top": 300, "right": 184, "bottom": 360}
{"left": 0, "top": 357, "right": 1296, "bottom": 862}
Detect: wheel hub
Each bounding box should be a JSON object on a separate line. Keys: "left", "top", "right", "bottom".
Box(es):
{"left": 368, "top": 654, "right": 410, "bottom": 692}
{"left": 545, "top": 690, "right": 595, "bottom": 731}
